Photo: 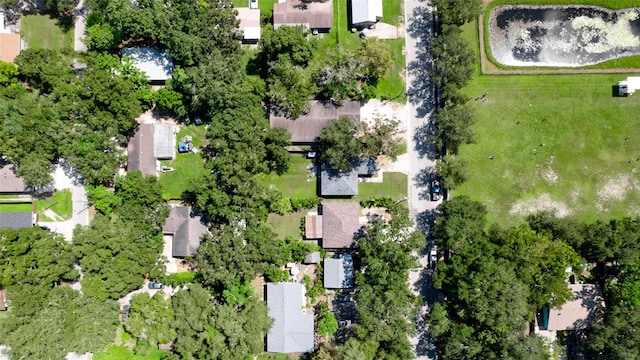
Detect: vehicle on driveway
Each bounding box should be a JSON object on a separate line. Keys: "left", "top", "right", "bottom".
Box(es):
{"left": 430, "top": 247, "right": 438, "bottom": 269}
{"left": 40, "top": 224, "right": 57, "bottom": 232}
{"left": 148, "top": 282, "right": 165, "bottom": 289}
{"left": 431, "top": 179, "right": 441, "bottom": 201}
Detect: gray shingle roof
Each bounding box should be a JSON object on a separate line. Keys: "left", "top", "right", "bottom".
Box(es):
{"left": 320, "top": 165, "right": 358, "bottom": 197}
{"left": 122, "top": 47, "right": 173, "bottom": 82}
{"left": 270, "top": 100, "right": 360, "bottom": 144}
{"left": 324, "top": 256, "right": 353, "bottom": 288}
{"left": 0, "top": 212, "right": 33, "bottom": 229}
{"left": 266, "top": 282, "right": 314, "bottom": 353}
{"left": 352, "top": 157, "right": 378, "bottom": 176}
{"left": 127, "top": 124, "right": 156, "bottom": 177}
{"left": 321, "top": 202, "right": 361, "bottom": 248}
{"left": 162, "top": 206, "right": 207, "bottom": 258}
{"left": 0, "top": 163, "right": 29, "bottom": 193}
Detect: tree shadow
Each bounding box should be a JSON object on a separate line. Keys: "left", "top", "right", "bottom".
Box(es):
{"left": 412, "top": 121, "right": 437, "bottom": 158}
{"left": 406, "top": 6, "right": 436, "bottom": 119}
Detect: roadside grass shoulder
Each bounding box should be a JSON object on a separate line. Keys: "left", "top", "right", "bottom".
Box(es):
{"left": 37, "top": 189, "right": 72, "bottom": 221}
{"left": 381, "top": 0, "right": 404, "bottom": 26}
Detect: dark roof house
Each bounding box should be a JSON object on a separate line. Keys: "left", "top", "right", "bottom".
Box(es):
{"left": 321, "top": 202, "right": 361, "bottom": 248}
{"left": 127, "top": 124, "right": 156, "bottom": 177}
{"left": 320, "top": 165, "right": 358, "bottom": 197}
{"left": 122, "top": 47, "right": 173, "bottom": 83}
{"left": 266, "top": 282, "right": 314, "bottom": 353}
{"left": 0, "top": 212, "right": 33, "bottom": 229}
{"left": 162, "top": 206, "right": 208, "bottom": 258}
{"left": 270, "top": 100, "right": 360, "bottom": 144}
{"left": 352, "top": 157, "right": 378, "bottom": 176}
{"left": 273, "top": 0, "right": 334, "bottom": 31}
{"left": 324, "top": 254, "right": 354, "bottom": 288}
{"left": 0, "top": 163, "right": 30, "bottom": 194}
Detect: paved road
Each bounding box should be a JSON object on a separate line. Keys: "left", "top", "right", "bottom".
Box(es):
{"left": 74, "top": 0, "right": 87, "bottom": 52}
{"left": 404, "top": 0, "right": 439, "bottom": 358}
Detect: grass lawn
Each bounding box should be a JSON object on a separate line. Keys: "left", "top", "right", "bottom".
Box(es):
{"left": 94, "top": 345, "right": 168, "bottom": 360}
{"left": 20, "top": 15, "right": 72, "bottom": 50}
{"left": 456, "top": 22, "right": 640, "bottom": 226}
{"left": 37, "top": 189, "right": 72, "bottom": 221}
{"left": 0, "top": 202, "right": 33, "bottom": 212}
{"left": 259, "top": 154, "right": 316, "bottom": 198}
{"left": 358, "top": 172, "right": 407, "bottom": 201}
{"left": 375, "top": 38, "right": 406, "bottom": 102}
{"left": 268, "top": 210, "right": 306, "bottom": 239}
{"left": 159, "top": 125, "right": 209, "bottom": 200}
{"left": 381, "top": 0, "right": 404, "bottom": 26}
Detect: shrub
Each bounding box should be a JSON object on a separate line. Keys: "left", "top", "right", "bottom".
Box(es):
{"left": 162, "top": 271, "right": 199, "bottom": 287}
{"left": 290, "top": 196, "right": 320, "bottom": 212}
{"left": 360, "top": 197, "right": 394, "bottom": 208}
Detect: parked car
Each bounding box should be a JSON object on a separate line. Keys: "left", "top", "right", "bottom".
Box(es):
{"left": 148, "top": 282, "right": 165, "bottom": 289}
{"left": 161, "top": 166, "right": 175, "bottom": 173}
{"left": 40, "top": 224, "right": 57, "bottom": 232}
{"left": 431, "top": 179, "right": 441, "bottom": 201}
{"left": 430, "top": 247, "right": 438, "bottom": 269}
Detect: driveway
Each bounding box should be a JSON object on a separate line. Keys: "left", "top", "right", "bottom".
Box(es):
{"left": 74, "top": 0, "right": 88, "bottom": 52}
{"left": 404, "top": 0, "right": 440, "bottom": 358}
{"left": 117, "top": 281, "right": 176, "bottom": 308}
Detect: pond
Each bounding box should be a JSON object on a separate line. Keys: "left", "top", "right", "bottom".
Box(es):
{"left": 488, "top": 5, "right": 640, "bottom": 67}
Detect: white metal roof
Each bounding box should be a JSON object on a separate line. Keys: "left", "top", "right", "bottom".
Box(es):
{"left": 122, "top": 47, "right": 173, "bottom": 81}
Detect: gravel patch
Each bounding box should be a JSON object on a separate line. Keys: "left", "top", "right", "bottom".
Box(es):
{"left": 510, "top": 193, "right": 572, "bottom": 218}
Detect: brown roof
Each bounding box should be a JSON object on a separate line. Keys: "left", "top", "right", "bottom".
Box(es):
{"left": 548, "top": 283, "right": 605, "bottom": 331}
{"left": 162, "top": 205, "right": 208, "bottom": 258}
{"left": 305, "top": 214, "right": 322, "bottom": 239}
{"left": 237, "top": 7, "right": 260, "bottom": 29}
{"left": 127, "top": 124, "right": 156, "bottom": 177}
{"left": 270, "top": 100, "right": 360, "bottom": 143}
{"left": 0, "top": 33, "right": 20, "bottom": 63}
{"left": 0, "top": 162, "right": 29, "bottom": 193}
{"left": 321, "top": 202, "right": 361, "bottom": 248}
{"left": 273, "top": 0, "right": 334, "bottom": 29}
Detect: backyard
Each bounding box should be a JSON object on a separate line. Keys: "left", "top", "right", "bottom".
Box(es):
{"left": 159, "top": 125, "right": 209, "bottom": 200}
{"left": 259, "top": 154, "right": 316, "bottom": 199}
{"left": 455, "top": 20, "right": 640, "bottom": 226}
{"left": 20, "top": 15, "right": 72, "bottom": 50}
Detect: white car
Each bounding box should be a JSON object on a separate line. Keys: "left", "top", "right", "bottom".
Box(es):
{"left": 249, "top": 0, "right": 258, "bottom": 9}
{"left": 429, "top": 247, "right": 438, "bottom": 268}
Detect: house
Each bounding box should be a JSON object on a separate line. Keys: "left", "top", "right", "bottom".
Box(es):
{"left": 541, "top": 283, "right": 605, "bottom": 331}
{"left": 266, "top": 282, "right": 314, "bottom": 353}
{"left": 0, "top": 163, "right": 30, "bottom": 194}
{"left": 324, "top": 254, "right": 354, "bottom": 288}
{"left": 320, "top": 165, "right": 358, "bottom": 197}
{"left": 122, "top": 47, "right": 173, "bottom": 83}
{"left": 127, "top": 124, "right": 156, "bottom": 176}
{"left": 350, "top": 0, "right": 383, "bottom": 29}
{"left": 162, "top": 205, "right": 208, "bottom": 258}
{"left": 270, "top": 100, "right": 361, "bottom": 144}
{"left": 273, "top": 0, "right": 334, "bottom": 33}
{"left": 618, "top": 76, "right": 640, "bottom": 96}
{"left": 236, "top": 8, "right": 261, "bottom": 43}
{"left": 153, "top": 124, "right": 176, "bottom": 160}
{"left": 0, "top": 211, "right": 33, "bottom": 229}
{"left": 352, "top": 157, "right": 378, "bottom": 176}
{"left": 321, "top": 202, "right": 361, "bottom": 249}
{"left": 0, "top": 12, "right": 21, "bottom": 63}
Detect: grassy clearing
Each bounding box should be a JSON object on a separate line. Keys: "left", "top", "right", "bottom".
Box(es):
{"left": 358, "top": 172, "right": 407, "bottom": 201}
{"left": 381, "top": 0, "right": 404, "bottom": 26}
{"left": 159, "top": 125, "right": 209, "bottom": 200}
{"left": 483, "top": 0, "right": 640, "bottom": 70}
{"left": 37, "top": 189, "right": 72, "bottom": 221}
{"left": 259, "top": 154, "right": 316, "bottom": 198}
{"left": 93, "top": 345, "right": 167, "bottom": 360}
{"left": 457, "top": 21, "right": 640, "bottom": 225}
{"left": 20, "top": 15, "right": 72, "bottom": 50}
{"left": 0, "top": 202, "right": 32, "bottom": 213}
{"left": 268, "top": 210, "right": 306, "bottom": 239}
{"left": 375, "top": 38, "right": 406, "bottom": 102}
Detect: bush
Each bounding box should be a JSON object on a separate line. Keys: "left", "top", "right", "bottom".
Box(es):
{"left": 316, "top": 301, "right": 338, "bottom": 339}
{"left": 271, "top": 196, "right": 292, "bottom": 215}
{"left": 264, "top": 265, "right": 289, "bottom": 283}
{"left": 360, "top": 197, "right": 394, "bottom": 208}
{"left": 290, "top": 196, "right": 320, "bottom": 212}
{"left": 162, "top": 271, "right": 199, "bottom": 287}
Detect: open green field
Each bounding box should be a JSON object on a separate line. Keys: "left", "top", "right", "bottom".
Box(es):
{"left": 268, "top": 210, "right": 306, "bottom": 239}
{"left": 20, "top": 15, "right": 72, "bottom": 50}
{"left": 94, "top": 345, "right": 167, "bottom": 360}
{"left": 358, "top": 172, "right": 407, "bottom": 201}
{"left": 159, "top": 125, "right": 209, "bottom": 200}
{"left": 259, "top": 154, "right": 316, "bottom": 198}
{"left": 0, "top": 202, "right": 32, "bottom": 212}
{"left": 483, "top": 0, "right": 640, "bottom": 70}
{"left": 456, "top": 22, "right": 640, "bottom": 225}
{"left": 37, "top": 189, "right": 72, "bottom": 221}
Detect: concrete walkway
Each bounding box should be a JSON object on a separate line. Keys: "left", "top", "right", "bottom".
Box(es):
{"left": 404, "top": 0, "right": 439, "bottom": 358}
{"left": 73, "top": 0, "right": 87, "bottom": 52}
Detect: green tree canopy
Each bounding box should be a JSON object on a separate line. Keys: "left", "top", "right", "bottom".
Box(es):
{"left": 432, "top": 0, "right": 482, "bottom": 26}
{"left": 432, "top": 102, "right": 475, "bottom": 154}
{"left": 318, "top": 117, "right": 363, "bottom": 172}
{"left": 125, "top": 292, "right": 176, "bottom": 351}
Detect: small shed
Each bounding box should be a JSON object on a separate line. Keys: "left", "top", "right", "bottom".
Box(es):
{"left": 153, "top": 124, "right": 176, "bottom": 160}
{"left": 122, "top": 47, "right": 173, "bottom": 83}
{"left": 350, "top": 0, "right": 383, "bottom": 29}
{"left": 618, "top": 77, "right": 640, "bottom": 96}
{"left": 324, "top": 254, "right": 354, "bottom": 289}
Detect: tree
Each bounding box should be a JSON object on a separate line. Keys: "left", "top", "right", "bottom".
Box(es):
{"left": 584, "top": 305, "right": 640, "bottom": 359}
{"left": 259, "top": 25, "right": 315, "bottom": 67}
{"left": 432, "top": 0, "right": 482, "bottom": 26}
{"left": 267, "top": 60, "right": 313, "bottom": 119}
{"left": 430, "top": 25, "right": 474, "bottom": 102}
{"left": 0, "top": 286, "right": 119, "bottom": 360}
{"left": 86, "top": 23, "right": 121, "bottom": 51}
{"left": 125, "top": 293, "right": 176, "bottom": 351}
{"left": 436, "top": 155, "right": 468, "bottom": 190}
{"left": 356, "top": 38, "right": 393, "bottom": 81}
{"left": 0, "top": 61, "right": 19, "bottom": 86}
{"left": 0, "top": 228, "right": 78, "bottom": 288}
{"left": 317, "top": 301, "right": 338, "bottom": 339}
{"left": 358, "top": 113, "right": 402, "bottom": 160}
{"left": 433, "top": 195, "right": 487, "bottom": 254}
{"left": 315, "top": 48, "right": 370, "bottom": 104}
{"left": 432, "top": 102, "right": 475, "bottom": 154}
{"left": 318, "top": 117, "right": 363, "bottom": 171}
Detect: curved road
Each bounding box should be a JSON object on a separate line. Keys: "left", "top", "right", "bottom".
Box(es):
{"left": 404, "top": 0, "right": 439, "bottom": 358}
